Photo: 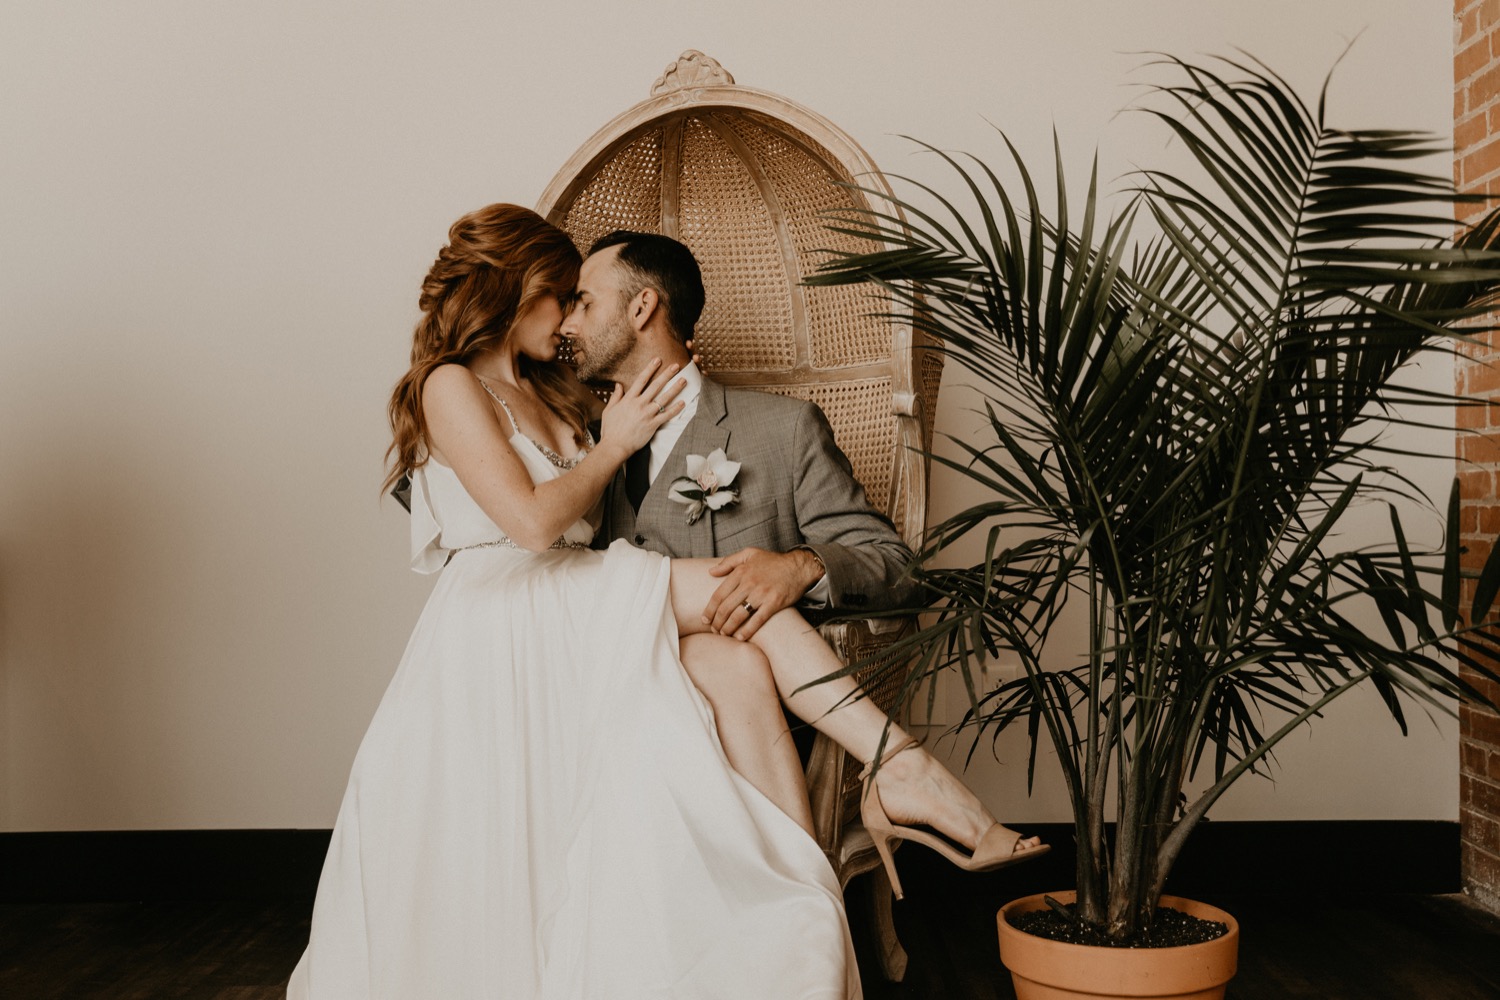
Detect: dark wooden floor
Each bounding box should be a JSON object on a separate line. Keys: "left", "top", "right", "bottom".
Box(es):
{"left": 0, "top": 899, "right": 308, "bottom": 999}
{"left": 3, "top": 858, "right": 1499, "bottom": 999}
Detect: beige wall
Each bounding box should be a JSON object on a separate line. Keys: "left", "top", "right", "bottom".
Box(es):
{"left": 0, "top": 0, "right": 1456, "bottom": 830}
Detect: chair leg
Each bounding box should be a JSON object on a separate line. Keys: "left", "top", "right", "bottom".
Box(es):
{"left": 866, "top": 865, "right": 908, "bottom": 982}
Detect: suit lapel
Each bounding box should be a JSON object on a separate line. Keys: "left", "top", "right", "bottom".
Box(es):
{"left": 638, "top": 378, "right": 730, "bottom": 555}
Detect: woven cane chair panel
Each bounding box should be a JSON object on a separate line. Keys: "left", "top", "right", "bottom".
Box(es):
{"left": 724, "top": 112, "right": 889, "bottom": 371}
{"left": 918, "top": 347, "right": 942, "bottom": 454}
{"left": 677, "top": 116, "right": 797, "bottom": 372}
{"left": 560, "top": 131, "right": 664, "bottom": 255}
{"left": 851, "top": 632, "right": 910, "bottom": 714}
{"left": 540, "top": 56, "right": 938, "bottom": 540}
{"left": 755, "top": 378, "right": 895, "bottom": 515}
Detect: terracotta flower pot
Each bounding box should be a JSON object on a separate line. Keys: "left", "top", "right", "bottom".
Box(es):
{"left": 997, "top": 891, "right": 1240, "bottom": 1000}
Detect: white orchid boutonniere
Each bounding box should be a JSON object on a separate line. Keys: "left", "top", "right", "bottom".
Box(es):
{"left": 667, "top": 449, "right": 741, "bottom": 525}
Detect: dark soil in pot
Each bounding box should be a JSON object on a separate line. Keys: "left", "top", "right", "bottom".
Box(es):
{"left": 1008, "top": 896, "right": 1229, "bottom": 948}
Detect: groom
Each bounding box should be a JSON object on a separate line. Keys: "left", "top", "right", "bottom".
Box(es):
{"left": 561, "top": 230, "right": 917, "bottom": 832}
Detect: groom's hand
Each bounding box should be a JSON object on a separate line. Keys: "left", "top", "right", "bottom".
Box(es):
{"left": 703, "top": 547, "right": 824, "bottom": 641}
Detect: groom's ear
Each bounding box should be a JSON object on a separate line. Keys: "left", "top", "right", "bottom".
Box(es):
{"left": 630, "top": 287, "right": 660, "bottom": 332}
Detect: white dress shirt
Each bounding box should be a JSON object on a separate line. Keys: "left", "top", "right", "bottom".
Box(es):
{"left": 647, "top": 360, "right": 704, "bottom": 484}
{"left": 649, "top": 360, "right": 829, "bottom": 606}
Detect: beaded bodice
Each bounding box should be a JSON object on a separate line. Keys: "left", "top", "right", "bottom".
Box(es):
{"left": 476, "top": 380, "right": 591, "bottom": 472}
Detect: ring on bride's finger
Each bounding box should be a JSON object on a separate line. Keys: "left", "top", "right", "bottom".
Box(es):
{"left": 656, "top": 403, "right": 665, "bottom": 414}
{"left": 742, "top": 600, "right": 757, "bottom": 615}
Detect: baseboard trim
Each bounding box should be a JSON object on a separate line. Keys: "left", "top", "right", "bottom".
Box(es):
{"left": 0, "top": 820, "right": 1459, "bottom": 903}
{"left": 901, "top": 819, "right": 1461, "bottom": 904}
{"left": 0, "top": 829, "right": 332, "bottom": 903}
{"left": 1161, "top": 819, "right": 1459, "bottom": 896}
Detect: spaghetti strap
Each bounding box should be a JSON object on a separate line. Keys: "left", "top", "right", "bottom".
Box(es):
{"left": 472, "top": 374, "right": 587, "bottom": 469}
{"left": 474, "top": 375, "right": 520, "bottom": 437}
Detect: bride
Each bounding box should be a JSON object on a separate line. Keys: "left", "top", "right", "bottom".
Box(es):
{"left": 286, "top": 203, "right": 1043, "bottom": 1000}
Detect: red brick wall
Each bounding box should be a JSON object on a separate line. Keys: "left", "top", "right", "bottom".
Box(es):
{"left": 1457, "top": 0, "right": 1500, "bottom": 915}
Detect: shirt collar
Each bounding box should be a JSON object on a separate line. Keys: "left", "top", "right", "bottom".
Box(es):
{"left": 659, "top": 359, "right": 703, "bottom": 420}
{"left": 674, "top": 359, "right": 703, "bottom": 403}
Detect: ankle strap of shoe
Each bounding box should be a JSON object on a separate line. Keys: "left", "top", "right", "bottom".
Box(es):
{"left": 859, "top": 735, "right": 920, "bottom": 781}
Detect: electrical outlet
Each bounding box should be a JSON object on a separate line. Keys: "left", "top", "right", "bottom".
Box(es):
{"left": 911, "top": 656, "right": 1023, "bottom": 727}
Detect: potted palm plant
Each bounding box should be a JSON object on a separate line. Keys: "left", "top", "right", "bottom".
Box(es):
{"left": 809, "top": 53, "right": 1500, "bottom": 999}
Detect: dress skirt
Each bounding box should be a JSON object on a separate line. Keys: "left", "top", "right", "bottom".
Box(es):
{"left": 287, "top": 539, "right": 859, "bottom": 999}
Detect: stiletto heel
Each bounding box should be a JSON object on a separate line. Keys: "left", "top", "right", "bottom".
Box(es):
{"left": 859, "top": 737, "right": 1049, "bottom": 901}
{"left": 868, "top": 823, "right": 906, "bottom": 900}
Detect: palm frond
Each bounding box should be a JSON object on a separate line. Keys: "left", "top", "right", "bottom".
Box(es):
{"left": 811, "top": 52, "right": 1500, "bottom": 941}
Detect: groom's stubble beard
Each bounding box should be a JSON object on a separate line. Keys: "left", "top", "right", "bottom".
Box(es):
{"left": 573, "top": 299, "right": 637, "bottom": 384}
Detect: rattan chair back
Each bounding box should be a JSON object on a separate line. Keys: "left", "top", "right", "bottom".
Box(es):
{"left": 537, "top": 50, "right": 938, "bottom": 544}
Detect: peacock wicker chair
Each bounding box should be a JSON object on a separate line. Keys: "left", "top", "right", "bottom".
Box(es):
{"left": 537, "top": 50, "right": 941, "bottom": 981}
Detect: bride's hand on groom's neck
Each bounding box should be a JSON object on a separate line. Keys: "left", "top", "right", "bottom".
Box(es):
{"left": 598, "top": 358, "right": 688, "bottom": 462}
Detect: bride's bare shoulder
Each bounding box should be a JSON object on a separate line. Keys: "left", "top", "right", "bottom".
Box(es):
{"left": 421, "top": 365, "right": 495, "bottom": 431}
{"left": 423, "top": 364, "right": 485, "bottom": 404}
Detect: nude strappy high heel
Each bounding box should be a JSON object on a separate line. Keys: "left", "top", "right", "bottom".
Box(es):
{"left": 860, "top": 737, "right": 1050, "bottom": 900}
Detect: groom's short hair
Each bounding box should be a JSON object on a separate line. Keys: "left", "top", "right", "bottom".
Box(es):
{"left": 589, "top": 230, "right": 704, "bottom": 343}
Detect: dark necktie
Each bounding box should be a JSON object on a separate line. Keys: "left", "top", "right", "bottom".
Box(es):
{"left": 626, "top": 444, "right": 652, "bottom": 512}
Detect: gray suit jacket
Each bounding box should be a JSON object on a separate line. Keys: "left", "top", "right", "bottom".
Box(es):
{"left": 597, "top": 378, "right": 918, "bottom": 612}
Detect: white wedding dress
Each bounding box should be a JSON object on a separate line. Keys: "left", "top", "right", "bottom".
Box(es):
{"left": 286, "top": 420, "right": 860, "bottom": 1000}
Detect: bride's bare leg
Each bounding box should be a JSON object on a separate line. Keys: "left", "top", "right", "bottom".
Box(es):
{"left": 669, "top": 559, "right": 1041, "bottom": 855}
{"left": 679, "top": 635, "right": 815, "bottom": 838}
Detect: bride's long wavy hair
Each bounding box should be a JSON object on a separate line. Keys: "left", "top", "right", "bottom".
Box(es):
{"left": 383, "top": 204, "right": 584, "bottom": 496}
